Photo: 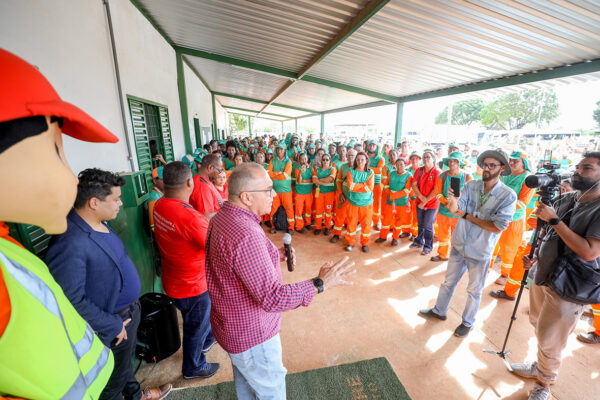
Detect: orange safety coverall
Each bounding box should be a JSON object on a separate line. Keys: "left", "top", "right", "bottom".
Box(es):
{"left": 294, "top": 168, "right": 313, "bottom": 230}
{"left": 370, "top": 157, "right": 385, "bottom": 226}
{"left": 592, "top": 304, "right": 600, "bottom": 336}
{"left": 503, "top": 241, "right": 531, "bottom": 298}
{"left": 267, "top": 159, "right": 295, "bottom": 230}
{"left": 345, "top": 170, "right": 374, "bottom": 247}
{"left": 434, "top": 172, "right": 471, "bottom": 259}
{"left": 490, "top": 182, "right": 536, "bottom": 277}
{"left": 312, "top": 166, "right": 337, "bottom": 230}
{"left": 379, "top": 171, "right": 412, "bottom": 240}
{"left": 332, "top": 166, "right": 349, "bottom": 237}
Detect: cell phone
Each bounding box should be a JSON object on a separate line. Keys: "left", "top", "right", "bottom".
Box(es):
{"left": 450, "top": 176, "right": 461, "bottom": 198}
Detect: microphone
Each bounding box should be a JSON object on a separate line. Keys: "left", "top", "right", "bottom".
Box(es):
{"left": 282, "top": 233, "right": 294, "bottom": 272}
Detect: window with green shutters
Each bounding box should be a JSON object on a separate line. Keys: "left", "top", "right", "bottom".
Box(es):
{"left": 127, "top": 96, "right": 174, "bottom": 189}
{"left": 8, "top": 223, "right": 51, "bottom": 258}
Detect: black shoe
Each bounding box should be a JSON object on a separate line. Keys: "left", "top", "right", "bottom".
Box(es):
{"left": 323, "top": 228, "right": 331, "bottom": 236}
{"left": 375, "top": 238, "right": 386, "bottom": 243}
{"left": 202, "top": 340, "right": 217, "bottom": 354}
{"left": 399, "top": 233, "right": 410, "bottom": 239}
{"left": 270, "top": 229, "right": 277, "bottom": 234}
{"left": 418, "top": 308, "right": 447, "bottom": 321}
{"left": 391, "top": 239, "right": 399, "bottom": 246}
{"left": 305, "top": 225, "right": 312, "bottom": 231}
{"left": 430, "top": 255, "right": 448, "bottom": 262}
{"left": 345, "top": 245, "right": 354, "bottom": 251}
{"left": 362, "top": 246, "right": 369, "bottom": 253}
{"left": 490, "top": 289, "right": 515, "bottom": 301}
{"left": 577, "top": 331, "right": 600, "bottom": 344}
{"left": 314, "top": 229, "right": 321, "bottom": 235}
{"left": 183, "top": 363, "right": 220, "bottom": 379}
{"left": 296, "top": 228, "right": 306, "bottom": 234}
{"left": 454, "top": 323, "right": 471, "bottom": 338}
{"left": 330, "top": 235, "right": 340, "bottom": 243}
{"left": 409, "top": 242, "right": 422, "bottom": 249}
{"left": 264, "top": 221, "right": 272, "bottom": 228}
{"left": 287, "top": 229, "right": 294, "bottom": 235}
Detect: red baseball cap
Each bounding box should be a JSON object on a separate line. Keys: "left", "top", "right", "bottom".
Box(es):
{"left": 0, "top": 49, "right": 118, "bottom": 143}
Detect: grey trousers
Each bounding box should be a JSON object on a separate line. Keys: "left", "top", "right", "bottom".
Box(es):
{"left": 529, "top": 281, "right": 585, "bottom": 385}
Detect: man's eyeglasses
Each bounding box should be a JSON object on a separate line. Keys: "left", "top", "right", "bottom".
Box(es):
{"left": 422, "top": 156, "right": 432, "bottom": 160}
{"left": 482, "top": 163, "right": 501, "bottom": 170}
{"left": 244, "top": 187, "right": 274, "bottom": 195}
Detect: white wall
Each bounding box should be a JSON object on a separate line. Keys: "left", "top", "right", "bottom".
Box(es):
{"left": 183, "top": 62, "right": 213, "bottom": 149}
{"left": 0, "top": 0, "right": 131, "bottom": 174}
{"left": 0, "top": 0, "right": 200, "bottom": 173}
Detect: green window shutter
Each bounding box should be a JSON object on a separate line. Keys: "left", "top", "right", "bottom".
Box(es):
{"left": 128, "top": 98, "right": 153, "bottom": 189}
{"left": 8, "top": 223, "right": 51, "bottom": 259}
{"left": 158, "top": 106, "right": 174, "bottom": 162}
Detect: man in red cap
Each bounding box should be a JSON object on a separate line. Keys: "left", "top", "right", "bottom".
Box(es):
{"left": 0, "top": 49, "right": 170, "bottom": 399}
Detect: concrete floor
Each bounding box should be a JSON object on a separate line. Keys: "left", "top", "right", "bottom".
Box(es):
{"left": 138, "top": 227, "right": 600, "bottom": 399}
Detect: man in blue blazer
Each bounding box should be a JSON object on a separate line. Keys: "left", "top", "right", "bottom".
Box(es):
{"left": 47, "top": 168, "right": 171, "bottom": 400}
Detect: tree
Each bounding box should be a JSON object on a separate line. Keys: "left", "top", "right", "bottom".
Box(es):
{"left": 593, "top": 100, "right": 600, "bottom": 127}
{"left": 228, "top": 113, "right": 248, "bottom": 133}
{"left": 480, "top": 88, "right": 559, "bottom": 130}
{"left": 435, "top": 99, "right": 485, "bottom": 125}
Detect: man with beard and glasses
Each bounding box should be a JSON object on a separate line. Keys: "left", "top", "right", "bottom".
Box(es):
{"left": 509, "top": 152, "right": 600, "bottom": 400}
{"left": 419, "top": 149, "right": 516, "bottom": 338}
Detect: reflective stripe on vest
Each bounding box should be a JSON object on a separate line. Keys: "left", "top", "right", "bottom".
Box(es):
{"left": 0, "top": 251, "right": 110, "bottom": 398}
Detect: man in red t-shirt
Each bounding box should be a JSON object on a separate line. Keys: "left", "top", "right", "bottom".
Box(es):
{"left": 189, "top": 153, "right": 223, "bottom": 220}
{"left": 153, "top": 161, "right": 220, "bottom": 379}
{"left": 410, "top": 149, "right": 441, "bottom": 255}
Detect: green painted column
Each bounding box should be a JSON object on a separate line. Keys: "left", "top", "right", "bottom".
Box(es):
{"left": 394, "top": 102, "right": 404, "bottom": 146}
{"left": 176, "top": 50, "right": 193, "bottom": 154}
{"left": 281, "top": 121, "right": 284, "bottom": 135}
{"left": 295, "top": 118, "right": 298, "bottom": 133}
{"left": 248, "top": 115, "right": 252, "bottom": 137}
{"left": 211, "top": 92, "right": 218, "bottom": 140}
{"left": 320, "top": 113, "right": 324, "bottom": 134}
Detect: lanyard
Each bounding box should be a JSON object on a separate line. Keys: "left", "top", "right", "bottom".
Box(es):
{"left": 479, "top": 191, "right": 492, "bottom": 208}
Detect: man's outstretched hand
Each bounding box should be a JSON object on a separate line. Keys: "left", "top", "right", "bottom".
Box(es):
{"left": 317, "top": 256, "right": 356, "bottom": 290}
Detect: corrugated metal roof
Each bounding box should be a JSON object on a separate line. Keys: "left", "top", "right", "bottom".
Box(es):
{"left": 184, "top": 56, "right": 287, "bottom": 101}
{"left": 136, "top": 0, "right": 600, "bottom": 115}
{"left": 141, "top": 0, "right": 369, "bottom": 72}
{"left": 308, "top": 0, "right": 600, "bottom": 98}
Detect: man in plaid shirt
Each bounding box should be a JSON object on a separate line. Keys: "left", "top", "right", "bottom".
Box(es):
{"left": 206, "top": 163, "right": 355, "bottom": 400}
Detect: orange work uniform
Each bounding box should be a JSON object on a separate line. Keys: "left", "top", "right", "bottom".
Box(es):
{"left": 434, "top": 171, "right": 471, "bottom": 259}
{"left": 380, "top": 170, "right": 412, "bottom": 240}
{"left": 293, "top": 166, "right": 313, "bottom": 230}
{"left": 345, "top": 168, "right": 375, "bottom": 247}
{"left": 267, "top": 156, "right": 295, "bottom": 230}
{"left": 313, "top": 165, "right": 337, "bottom": 230}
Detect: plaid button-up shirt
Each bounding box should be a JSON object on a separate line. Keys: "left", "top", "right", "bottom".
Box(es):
{"left": 206, "top": 202, "right": 315, "bottom": 354}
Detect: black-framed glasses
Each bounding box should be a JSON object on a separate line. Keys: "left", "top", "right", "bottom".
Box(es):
{"left": 482, "top": 163, "right": 501, "bottom": 170}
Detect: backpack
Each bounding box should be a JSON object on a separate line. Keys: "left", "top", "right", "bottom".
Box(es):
{"left": 272, "top": 206, "right": 289, "bottom": 231}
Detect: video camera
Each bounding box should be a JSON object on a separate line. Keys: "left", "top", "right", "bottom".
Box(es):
{"left": 525, "top": 152, "right": 571, "bottom": 205}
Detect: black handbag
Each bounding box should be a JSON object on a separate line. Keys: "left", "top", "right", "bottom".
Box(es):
{"left": 547, "top": 196, "right": 600, "bottom": 304}
{"left": 548, "top": 253, "right": 600, "bottom": 304}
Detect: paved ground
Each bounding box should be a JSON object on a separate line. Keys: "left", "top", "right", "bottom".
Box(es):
{"left": 138, "top": 227, "right": 600, "bottom": 399}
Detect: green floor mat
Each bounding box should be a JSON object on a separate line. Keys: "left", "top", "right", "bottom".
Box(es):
{"left": 168, "top": 357, "right": 411, "bottom": 399}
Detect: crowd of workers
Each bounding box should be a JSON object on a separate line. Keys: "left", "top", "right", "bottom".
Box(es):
{"left": 2, "top": 47, "right": 598, "bottom": 400}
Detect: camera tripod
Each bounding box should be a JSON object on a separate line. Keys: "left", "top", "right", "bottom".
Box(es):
{"left": 483, "top": 185, "right": 558, "bottom": 370}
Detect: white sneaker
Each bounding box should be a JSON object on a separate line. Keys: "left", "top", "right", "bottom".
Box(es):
{"left": 510, "top": 361, "right": 556, "bottom": 384}
{"left": 528, "top": 383, "right": 550, "bottom": 400}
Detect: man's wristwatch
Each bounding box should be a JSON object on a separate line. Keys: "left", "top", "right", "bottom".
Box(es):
{"left": 312, "top": 277, "right": 324, "bottom": 294}
{"left": 462, "top": 212, "right": 468, "bottom": 219}
{"left": 549, "top": 217, "right": 560, "bottom": 226}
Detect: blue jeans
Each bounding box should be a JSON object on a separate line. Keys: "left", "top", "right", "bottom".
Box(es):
{"left": 172, "top": 292, "right": 214, "bottom": 376}
{"left": 229, "top": 334, "right": 287, "bottom": 400}
{"left": 415, "top": 207, "right": 438, "bottom": 252}
{"left": 432, "top": 248, "right": 490, "bottom": 327}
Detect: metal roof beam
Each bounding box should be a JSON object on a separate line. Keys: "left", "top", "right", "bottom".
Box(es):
{"left": 397, "top": 59, "right": 600, "bottom": 103}
{"left": 223, "top": 106, "right": 292, "bottom": 119}
{"left": 257, "top": 0, "right": 391, "bottom": 116}
{"left": 227, "top": 112, "right": 283, "bottom": 123}
{"left": 322, "top": 100, "right": 392, "bottom": 115}
{"left": 212, "top": 92, "right": 321, "bottom": 114}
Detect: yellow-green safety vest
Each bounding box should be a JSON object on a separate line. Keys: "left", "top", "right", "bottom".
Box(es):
{"left": 0, "top": 238, "right": 113, "bottom": 399}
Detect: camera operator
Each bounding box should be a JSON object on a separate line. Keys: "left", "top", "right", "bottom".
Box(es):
{"left": 510, "top": 152, "right": 600, "bottom": 400}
